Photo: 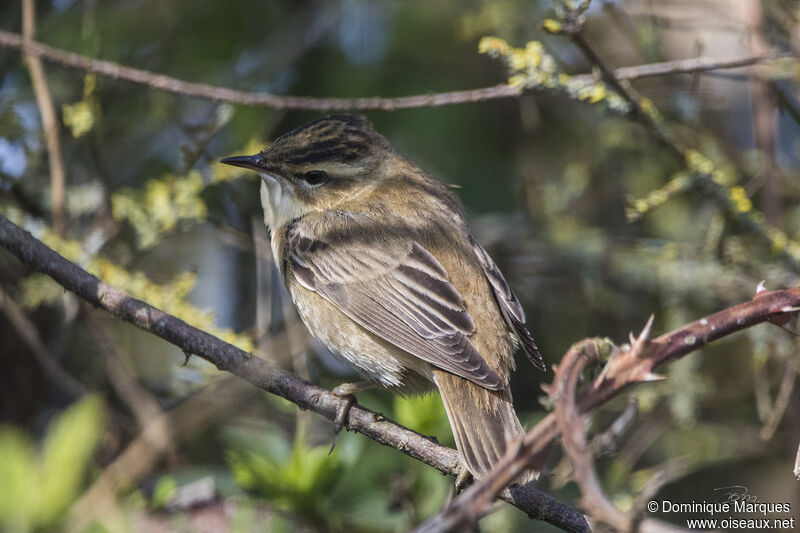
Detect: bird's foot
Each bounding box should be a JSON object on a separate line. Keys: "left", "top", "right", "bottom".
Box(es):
{"left": 329, "top": 380, "right": 378, "bottom": 453}
{"left": 454, "top": 464, "right": 473, "bottom": 493}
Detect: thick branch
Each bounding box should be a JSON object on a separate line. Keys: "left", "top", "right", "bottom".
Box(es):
{"left": 0, "top": 30, "right": 784, "bottom": 111}
{"left": 0, "top": 214, "right": 586, "bottom": 533}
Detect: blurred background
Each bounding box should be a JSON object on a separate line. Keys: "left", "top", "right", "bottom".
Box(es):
{"left": 1, "top": 0, "right": 800, "bottom": 531}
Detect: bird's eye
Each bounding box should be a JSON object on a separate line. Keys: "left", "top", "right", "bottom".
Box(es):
{"left": 302, "top": 170, "right": 328, "bottom": 185}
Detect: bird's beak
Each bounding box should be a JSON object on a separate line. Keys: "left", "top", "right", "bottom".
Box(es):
{"left": 219, "top": 154, "right": 264, "bottom": 172}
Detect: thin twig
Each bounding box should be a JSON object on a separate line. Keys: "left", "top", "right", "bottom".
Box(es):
{"left": 631, "top": 459, "right": 692, "bottom": 531}
{"left": 0, "top": 213, "right": 586, "bottom": 533}
{"left": 591, "top": 397, "right": 638, "bottom": 457}
{"left": 87, "top": 313, "right": 166, "bottom": 429}
{"left": 754, "top": 353, "right": 773, "bottom": 422}
{"left": 20, "top": 2, "right": 66, "bottom": 234}
{"left": 612, "top": 53, "right": 782, "bottom": 80}
{"left": 0, "top": 285, "right": 86, "bottom": 397}
{"left": 743, "top": 0, "right": 780, "bottom": 222}
{"left": 0, "top": 30, "right": 785, "bottom": 111}
{"left": 769, "top": 81, "right": 800, "bottom": 128}
{"left": 759, "top": 356, "right": 799, "bottom": 440}
{"left": 552, "top": 12, "right": 683, "bottom": 159}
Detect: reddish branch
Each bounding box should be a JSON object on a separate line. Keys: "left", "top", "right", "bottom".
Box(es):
{"left": 415, "top": 289, "right": 800, "bottom": 532}
{"left": 554, "top": 339, "right": 632, "bottom": 531}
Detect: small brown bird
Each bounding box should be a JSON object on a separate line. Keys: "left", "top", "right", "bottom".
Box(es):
{"left": 221, "top": 115, "right": 545, "bottom": 483}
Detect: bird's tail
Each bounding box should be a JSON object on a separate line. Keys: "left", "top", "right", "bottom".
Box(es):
{"left": 434, "top": 370, "right": 537, "bottom": 484}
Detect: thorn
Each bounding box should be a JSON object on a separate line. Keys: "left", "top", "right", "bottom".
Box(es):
{"left": 641, "top": 372, "right": 665, "bottom": 382}
{"left": 639, "top": 314, "right": 655, "bottom": 342}
{"left": 781, "top": 306, "right": 800, "bottom": 313}
{"left": 756, "top": 280, "right": 767, "bottom": 294}
{"left": 182, "top": 351, "right": 192, "bottom": 366}
{"left": 629, "top": 314, "right": 655, "bottom": 358}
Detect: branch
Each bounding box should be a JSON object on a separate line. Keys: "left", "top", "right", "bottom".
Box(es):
{"left": 0, "top": 30, "right": 785, "bottom": 111}
{"left": 759, "top": 356, "right": 799, "bottom": 440}
{"left": 0, "top": 285, "right": 86, "bottom": 397}
{"left": 0, "top": 213, "right": 587, "bottom": 533}
{"left": 416, "top": 287, "right": 800, "bottom": 531}
{"left": 553, "top": 339, "right": 632, "bottom": 531}
{"left": 20, "top": 2, "right": 66, "bottom": 234}
{"left": 743, "top": 0, "right": 780, "bottom": 223}
{"left": 547, "top": 4, "right": 800, "bottom": 274}
{"left": 611, "top": 54, "right": 786, "bottom": 80}
{"left": 550, "top": 9, "right": 683, "bottom": 159}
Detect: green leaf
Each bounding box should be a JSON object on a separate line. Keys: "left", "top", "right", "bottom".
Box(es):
{"left": 62, "top": 100, "right": 95, "bottom": 138}
{"left": 393, "top": 393, "right": 450, "bottom": 443}
{"left": 0, "top": 396, "right": 105, "bottom": 532}
{"left": 0, "top": 428, "right": 37, "bottom": 532}
{"left": 226, "top": 425, "right": 343, "bottom": 515}
{"left": 150, "top": 475, "right": 177, "bottom": 509}
{"left": 20, "top": 273, "right": 65, "bottom": 310}
{"left": 38, "top": 395, "right": 105, "bottom": 527}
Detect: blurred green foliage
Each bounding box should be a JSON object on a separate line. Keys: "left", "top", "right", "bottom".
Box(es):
{"left": 0, "top": 396, "right": 104, "bottom": 532}
{"left": 111, "top": 171, "right": 207, "bottom": 250}
{"left": 227, "top": 424, "right": 346, "bottom": 515}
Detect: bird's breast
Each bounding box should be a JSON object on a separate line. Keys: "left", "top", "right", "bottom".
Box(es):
{"left": 286, "top": 277, "right": 435, "bottom": 392}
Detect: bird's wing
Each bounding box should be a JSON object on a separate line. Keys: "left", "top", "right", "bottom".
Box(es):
{"left": 286, "top": 216, "right": 503, "bottom": 390}
{"left": 469, "top": 235, "right": 546, "bottom": 371}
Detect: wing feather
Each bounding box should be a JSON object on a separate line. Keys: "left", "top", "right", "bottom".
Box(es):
{"left": 469, "top": 235, "right": 546, "bottom": 371}
{"left": 287, "top": 218, "right": 502, "bottom": 390}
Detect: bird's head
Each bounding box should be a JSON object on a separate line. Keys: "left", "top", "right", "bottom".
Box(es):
{"left": 220, "top": 115, "right": 393, "bottom": 228}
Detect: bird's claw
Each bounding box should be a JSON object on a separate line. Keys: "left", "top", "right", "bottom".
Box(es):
{"left": 329, "top": 385, "right": 359, "bottom": 454}
{"left": 328, "top": 381, "right": 378, "bottom": 454}
{"left": 454, "top": 464, "right": 473, "bottom": 493}
{"left": 333, "top": 392, "right": 356, "bottom": 435}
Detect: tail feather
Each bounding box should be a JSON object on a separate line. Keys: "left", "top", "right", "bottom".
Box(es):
{"left": 434, "top": 370, "right": 536, "bottom": 483}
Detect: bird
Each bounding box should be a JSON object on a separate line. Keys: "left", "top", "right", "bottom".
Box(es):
{"left": 220, "top": 114, "right": 545, "bottom": 484}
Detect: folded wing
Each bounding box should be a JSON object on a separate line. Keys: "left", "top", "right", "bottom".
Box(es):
{"left": 286, "top": 216, "right": 503, "bottom": 390}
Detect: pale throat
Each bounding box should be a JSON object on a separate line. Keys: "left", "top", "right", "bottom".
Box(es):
{"left": 259, "top": 176, "right": 307, "bottom": 257}
{"left": 259, "top": 176, "right": 307, "bottom": 229}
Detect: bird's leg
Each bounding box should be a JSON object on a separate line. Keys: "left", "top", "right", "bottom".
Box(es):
{"left": 329, "top": 380, "right": 379, "bottom": 452}
{"left": 454, "top": 464, "right": 473, "bottom": 493}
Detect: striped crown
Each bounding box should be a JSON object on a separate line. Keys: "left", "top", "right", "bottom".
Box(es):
{"left": 265, "top": 115, "right": 390, "bottom": 166}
